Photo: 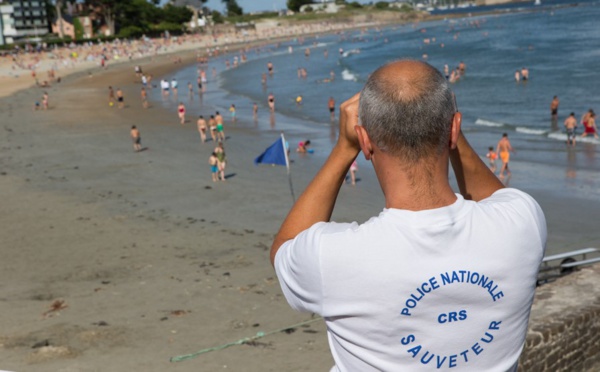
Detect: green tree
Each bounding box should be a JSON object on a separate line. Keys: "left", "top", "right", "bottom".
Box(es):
{"left": 287, "top": 0, "right": 312, "bottom": 12}
{"left": 374, "top": 1, "right": 390, "bottom": 9}
{"left": 222, "top": 0, "right": 243, "bottom": 16}
{"left": 346, "top": 1, "right": 362, "bottom": 8}
{"left": 211, "top": 10, "right": 224, "bottom": 24}
{"left": 73, "top": 17, "right": 84, "bottom": 39}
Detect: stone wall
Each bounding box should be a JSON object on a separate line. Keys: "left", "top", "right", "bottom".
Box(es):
{"left": 519, "top": 264, "right": 600, "bottom": 370}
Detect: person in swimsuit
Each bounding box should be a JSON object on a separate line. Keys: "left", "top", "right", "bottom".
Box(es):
{"left": 141, "top": 87, "right": 148, "bottom": 109}
{"left": 496, "top": 133, "right": 514, "bottom": 180}
{"left": 130, "top": 125, "right": 141, "bottom": 152}
{"left": 486, "top": 146, "right": 497, "bottom": 173}
{"left": 197, "top": 115, "right": 207, "bottom": 143}
{"left": 268, "top": 93, "right": 275, "bottom": 112}
{"left": 564, "top": 112, "right": 578, "bottom": 146}
{"left": 42, "top": 92, "right": 49, "bottom": 110}
{"left": 581, "top": 110, "right": 598, "bottom": 139}
{"left": 328, "top": 96, "right": 336, "bottom": 121}
{"left": 349, "top": 160, "right": 358, "bottom": 185}
{"left": 214, "top": 142, "right": 227, "bottom": 181}
{"left": 209, "top": 152, "right": 219, "bottom": 182}
{"left": 229, "top": 104, "right": 236, "bottom": 123}
{"left": 116, "top": 88, "right": 124, "bottom": 109}
{"left": 208, "top": 115, "right": 217, "bottom": 142}
{"left": 267, "top": 61, "right": 274, "bottom": 75}
{"left": 177, "top": 102, "right": 186, "bottom": 125}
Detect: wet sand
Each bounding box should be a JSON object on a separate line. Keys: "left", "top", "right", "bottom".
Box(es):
{"left": 1, "top": 33, "right": 599, "bottom": 372}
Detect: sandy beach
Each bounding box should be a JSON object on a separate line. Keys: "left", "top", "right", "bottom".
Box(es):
{"left": 1, "top": 13, "right": 600, "bottom": 371}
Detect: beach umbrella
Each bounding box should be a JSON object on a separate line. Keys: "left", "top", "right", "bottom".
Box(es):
{"left": 254, "top": 133, "right": 295, "bottom": 202}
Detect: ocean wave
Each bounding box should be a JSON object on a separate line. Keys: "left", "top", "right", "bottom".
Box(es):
{"left": 548, "top": 132, "right": 600, "bottom": 144}
{"left": 342, "top": 49, "right": 361, "bottom": 58}
{"left": 516, "top": 127, "right": 547, "bottom": 135}
{"left": 341, "top": 69, "right": 358, "bottom": 81}
{"left": 475, "top": 119, "right": 504, "bottom": 127}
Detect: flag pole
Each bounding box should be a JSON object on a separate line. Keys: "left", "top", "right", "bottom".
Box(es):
{"left": 281, "top": 133, "right": 296, "bottom": 203}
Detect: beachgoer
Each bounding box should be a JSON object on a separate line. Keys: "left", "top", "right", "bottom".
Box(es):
{"left": 349, "top": 160, "right": 358, "bottom": 185}
{"left": 521, "top": 67, "right": 529, "bottom": 81}
{"left": 171, "top": 78, "right": 178, "bottom": 96}
{"left": 267, "top": 61, "right": 274, "bottom": 75}
{"left": 209, "top": 152, "right": 219, "bottom": 182}
{"left": 268, "top": 93, "right": 275, "bottom": 112}
{"left": 177, "top": 103, "right": 186, "bottom": 125}
{"left": 515, "top": 70, "right": 520, "bottom": 82}
{"left": 564, "top": 112, "right": 577, "bottom": 146}
{"left": 550, "top": 96, "right": 559, "bottom": 127}
{"left": 581, "top": 110, "right": 598, "bottom": 139}
{"left": 214, "top": 142, "right": 226, "bottom": 181}
{"left": 130, "top": 125, "right": 141, "bottom": 152}
{"left": 328, "top": 96, "right": 335, "bottom": 121}
{"left": 486, "top": 146, "right": 497, "bottom": 172}
{"left": 141, "top": 87, "right": 148, "bottom": 109}
{"left": 444, "top": 64, "right": 449, "bottom": 80}
{"left": 197, "top": 115, "right": 207, "bottom": 143}
{"left": 496, "top": 133, "right": 514, "bottom": 179}
{"left": 229, "top": 104, "right": 236, "bottom": 123}
{"left": 161, "top": 79, "right": 169, "bottom": 96}
{"left": 116, "top": 88, "right": 124, "bottom": 109}
{"left": 42, "top": 92, "right": 49, "bottom": 110}
{"left": 270, "top": 60, "right": 546, "bottom": 371}
{"left": 108, "top": 86, "right": 115, "bottom": 107}
{"left": 208, "top": 115, "right": 217, "bottom": 142}
{"left": 253, "top": 102, "right": 258, "bottom": 121}
{"left": 296, "top": 140, "right": 311, "bottom": 153}
{"left": 188, "top": 82, "right": 193, "bottom": 97}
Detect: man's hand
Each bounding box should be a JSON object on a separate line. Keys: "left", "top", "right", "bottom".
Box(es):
{"left": 337, "top": 93, "right": 361, "bottom": 154}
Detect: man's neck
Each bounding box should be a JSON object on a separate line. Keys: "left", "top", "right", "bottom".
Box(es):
{"left": 375, "top": 153, "right": 457, "bottom": 211}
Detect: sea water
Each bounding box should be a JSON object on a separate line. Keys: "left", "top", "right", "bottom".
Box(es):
{"left": 152, "top": 0, "right": 600, "bottom": 200}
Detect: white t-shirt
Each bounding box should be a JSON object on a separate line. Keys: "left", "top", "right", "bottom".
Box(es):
{"left": 275, "top": 188, "right": 546, "bottom": 371}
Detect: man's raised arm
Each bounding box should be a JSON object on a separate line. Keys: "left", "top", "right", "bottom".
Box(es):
{"left": 270, "top": 94, "right": 361, "bottom": 266}
{"left": 450, "top": 125, "right": 504, "bottom": 201}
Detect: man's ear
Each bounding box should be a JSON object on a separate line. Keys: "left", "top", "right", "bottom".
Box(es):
{"left": 355, "top": 125, "right": 373, "bottom": 161}
{"left": 449, "top": 112, "right": 462, "bottom": 150}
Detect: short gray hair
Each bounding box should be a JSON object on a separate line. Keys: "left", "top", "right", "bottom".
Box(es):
{"left": 358, "top": 60, "right": 456, "bottom": 162}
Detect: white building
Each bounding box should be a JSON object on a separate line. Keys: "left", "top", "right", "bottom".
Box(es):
{"left": 299, "top": 1, "right": 345, "bottom": 13}
{"left": 0, "top": 3, "right": 18, "bottom": 45}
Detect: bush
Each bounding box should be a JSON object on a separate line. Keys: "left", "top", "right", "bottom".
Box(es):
{"left": 119, "top": 25, "right": 144, "bottom": 38}
{"left": 212, "top": 10, "right": 225, "bottom": 24}
{"left": 375, "top": 1, "right": 390, "bottom": 9}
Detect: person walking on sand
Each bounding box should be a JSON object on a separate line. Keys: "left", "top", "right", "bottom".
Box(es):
{"left": 177, "top": 102, "right": 186, "bottom": 125}
{"left": 209, "top": 152, "right": 219, "bottom": 182}
{"left": 214, "top": 142, "right": 227, "bottom": 181}
{"left": 42, "top": 91, "right": 49, "bottom": 110}
{"left": 328, "top": 96, "right": 336, "bottom": 121}
{"left": 270, "top": 60, "right": 546, "bottom": 371}
{"left": 116, "top": 88, "right": 124, "bottom": 109}
{"left": 496, "top": 133, "right": 514, "bottom": 180}
{"left": 215, "top": 111, "right": 225, "bottom": 141}
{"left": 208, "top": 115, "right": 217, "bottom": 142}
{"left": 130, "top": 125, "right": 141, "bottom": 152}
{"left": 564, "top": 112, "right": 577, "bottom": 146}
{"left": 141, "top": 87, "right": 148, "bottom": 109}
{"left": 108, "top": 86, "right": 115, "bottom": 107}
{"left": 197, "top": 115, "right": 207, "bottom": 143}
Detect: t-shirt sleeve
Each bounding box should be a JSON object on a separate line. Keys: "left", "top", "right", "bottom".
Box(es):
{"left": 483, "top": 188, "right": 547, "bottom": 249}
{"left": 274, "top": 222, "right": 329, "bottom": 314}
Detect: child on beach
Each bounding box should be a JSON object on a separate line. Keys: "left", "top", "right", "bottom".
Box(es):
{"left": 486, "top": 146, "right": 497, "bottom": 172}
{"left": 130, "top": 126, "right": 141, "bottom": 152}
{"left": 229, "top": 104, "right": 236, "bottom": 123}
{"left": 209, "top": 152, "right": 219, "bottom": 182}
{"left": 215, "top": 142, "right": 227, "bottom": 181}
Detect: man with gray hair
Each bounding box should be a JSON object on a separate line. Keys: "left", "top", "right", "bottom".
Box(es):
{"left": 270, "top": 60, "right": 546, "bottom": 371}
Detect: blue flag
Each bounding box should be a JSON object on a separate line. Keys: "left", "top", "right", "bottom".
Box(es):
{"left": 254, "top": 135, "right": 289, "bottom": 167}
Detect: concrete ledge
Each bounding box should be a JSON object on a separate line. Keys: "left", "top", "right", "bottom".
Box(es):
{"left": 519, "top": 264, "right": 600, "bottom": 370}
